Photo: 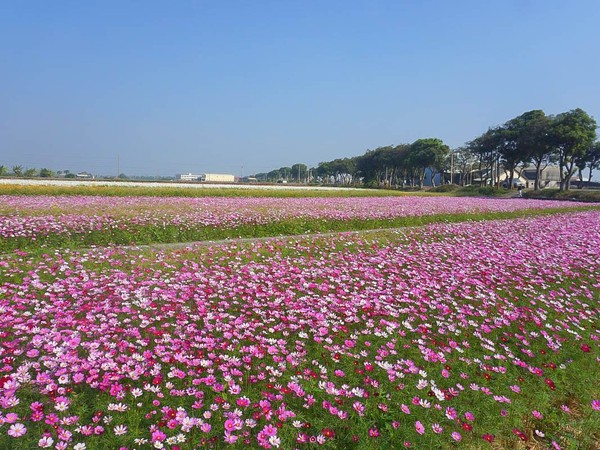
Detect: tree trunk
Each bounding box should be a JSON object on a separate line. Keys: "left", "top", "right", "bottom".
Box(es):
{"left": 478, "top": 159, "right": 483, "bottom": 187}
{"left": 534, "top": 160, "right": 542, "bottom": 191}
{"left": 559, "top": 154, "right": 566, "bottom": 191}
{"left": 563, "top": 162, "right": 575, "bottom": 191}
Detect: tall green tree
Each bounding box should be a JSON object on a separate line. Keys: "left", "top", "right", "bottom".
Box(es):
{"left": 408, "top": 138, "right": 450, "bottom": 187}
{"left": 355, "top": 149, "right": 378, "bottom": 186}
{"left": 449, "top": 147, "right": 477, "bottom": 186}
{"left": 356, "top": 146, "right": 394, "bottom": 187}
{"left": 548, "top": 108, "right": 597, "bottom": 191}
{"left": 39, "top": 168, "right": 54, "bottom": 178}
{"left": 506, "top": 110, "right": 553, "bottom": 190}
{"left": 0, "top": 165, "right": 7, "bottom": 176}
{"left": 266, "top": 169, "right": 281, "bottom": 182}
{"left": 466, "top": 130, "right": 500, "bottom": 187}
{"left": 278, "top": 167, "right": 292, "bottom": 181}
{"left": 328, "top": 158, "right": 357, "bottom": 185}
{"left": 12, "top": 165, "right": 23, "bottom": 176}
{"left": 291, "top": 163, "right": 308, "bottom": 182}
{"left": 576, "top": 141, "right": 600, "bottom": 187}
{"left": 314, "top": 162, "right": 333, "bottom": 183}
{"left": 486, "top": 125, "right": 522, "bottom": 189}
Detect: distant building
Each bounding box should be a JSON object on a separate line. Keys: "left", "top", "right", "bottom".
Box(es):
{"left": 498, "top": 173, "right": 527, "bottom": 189}
{"left": 521, "top": 167, "right": 564, "bottom": 189}
{"left": 176, "top": 173, "right": 202, "bottom": 181}
{"left": 199, "top": 173, "right": 235, "bottom": 183}
{"left": 76, "top": 171, "right": 94, "bottom": 179}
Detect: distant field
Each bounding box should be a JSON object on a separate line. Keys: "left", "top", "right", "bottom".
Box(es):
{"left": 0, "top": 179, "right": 411, "bottom": 198}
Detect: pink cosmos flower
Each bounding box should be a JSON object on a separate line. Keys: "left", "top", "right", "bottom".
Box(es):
{"left": 224, "top": 433, "right": 239, "bottom": 444}
{"left": 415, "top": 421, "right": 425, "bottom": 435}
{"left": 445, "top": 406, "right": 457, "bottom": 420}
{"left": 451, "top": 432, "right": 462, "bottom": 442}
{"left": 5, "top": 413, "right": 19, "bottom": 423}
{"left": 38, "top": 436, "right": 54, "bottom": 448}
{"left": 262, "top": 424, "right": 277, "bottom": 437}
{"left": 368, "top": 427, "right": 380, "bottom": 437}
{"left": 8, "top": 423, "right": 27, "bottom": 437}
{"left": 224, "top": 419, "right": 236, "bottom": 432}
{"left": 151, "top": 430, "right": 166, "bottom": 442}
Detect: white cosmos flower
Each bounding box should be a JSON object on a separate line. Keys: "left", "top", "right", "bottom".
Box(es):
{"left": 113, "top": 425, "right": 128, "bottom": 435}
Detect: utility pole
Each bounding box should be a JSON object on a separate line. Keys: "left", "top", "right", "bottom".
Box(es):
{"left": 450, "top": 151, "right": 454, "bottom": 185}
{"left": 117, "top": 155, "right": 120, "bottom": 178}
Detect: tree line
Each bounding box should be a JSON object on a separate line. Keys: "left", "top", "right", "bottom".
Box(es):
{"left": 254, "top": 108, "right": 599, "bottom": 191}
{"left": 0, "top": 166, "right": 59, "bottom": 178}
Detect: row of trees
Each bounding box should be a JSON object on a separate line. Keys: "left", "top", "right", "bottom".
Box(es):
{"left": 0, "top": 166, "right": 59, "bottom": 178}
{"left": 463, "top": 109, "right": 598, "bottom": 191}
{"left": 256, "top": 164, "right": 310, "bottom": 183}
{"left": 254, "top": 108, "right": 599, "bottom": 191}
{"left": 255, "top": 138, "right": 450, "bottom": 188}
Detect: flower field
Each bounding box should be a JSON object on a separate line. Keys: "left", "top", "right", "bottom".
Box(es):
{"left": 0, "top": 195, "right": 596, "bottom": 252}
{"left": 1, "top": 203, "right": 599, "bottom": 449}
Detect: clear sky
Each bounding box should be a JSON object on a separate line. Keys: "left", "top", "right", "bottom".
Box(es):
{"left": 1, "top": 1, "right": 599, "bottom": 177}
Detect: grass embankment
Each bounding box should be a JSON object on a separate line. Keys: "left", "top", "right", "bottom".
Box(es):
{"left": 525, "top": 188, "right": 600, "bottom": 203}
{"left": 3, "top": 206, "right": 599, "bottom": 254}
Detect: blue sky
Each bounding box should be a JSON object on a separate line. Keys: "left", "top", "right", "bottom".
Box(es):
{"left": 1, "top": 1, "right": 599, "bottom": 177}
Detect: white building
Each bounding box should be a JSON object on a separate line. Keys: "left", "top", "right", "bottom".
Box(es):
{"left": 176, "top": 173, "right": 202, "bottom": 181}
{"left": 199, "top": 173, "right": 235, "bottom": 183}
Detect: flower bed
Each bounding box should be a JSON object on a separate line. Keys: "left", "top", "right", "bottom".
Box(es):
{"left": 0, "top": 195, "right": 595, "bottom": 249}
{"left": 1, "top": 211, "right": 599, "bottom": 448}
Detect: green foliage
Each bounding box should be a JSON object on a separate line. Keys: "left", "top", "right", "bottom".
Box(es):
{"left": 455, "top": 186, "right": 509, "bottom": 197}
{"left": 39, "top": 168, "right": 54, "bottom": 178}
{"left": 430, "top": 184, "right": 460, "bottom": 193}
{"left": 548, "top": 108, "right": 598, "bottom": 190}
{"left": 291, "top": 163, "right": 308, "bottom": 182}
